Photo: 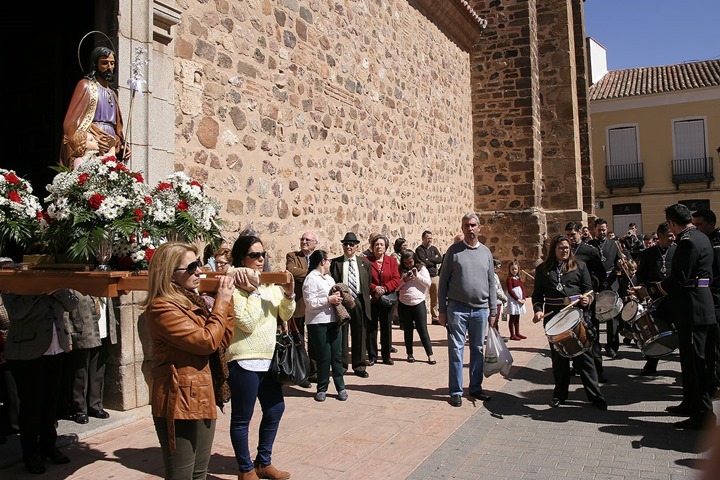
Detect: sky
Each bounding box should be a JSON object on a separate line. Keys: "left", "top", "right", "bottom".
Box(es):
{"left": 583, "top": 0, "right": 720, "bottom": 70}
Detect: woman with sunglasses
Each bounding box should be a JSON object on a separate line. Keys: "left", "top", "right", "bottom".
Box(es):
{"left": 228, "top": 235, "right": 295, "bottom": 480}
{"left": 142, "top": 242, "right": 235, "bottom": 479}
{"left": 531, "top": 235, "right": 606, "bottom": 410}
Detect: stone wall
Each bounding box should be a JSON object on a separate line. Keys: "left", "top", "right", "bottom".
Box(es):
{"left": 172, "top": 0, "right": 475, "bottom": 261}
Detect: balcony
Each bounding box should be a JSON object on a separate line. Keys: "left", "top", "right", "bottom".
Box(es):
{"left": 672, "top": 157, "right": 714, "bottom": 189}
{"left": 605, "top": 163, "right": 644, "bottom": 193}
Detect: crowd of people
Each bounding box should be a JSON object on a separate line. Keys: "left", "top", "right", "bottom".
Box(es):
{"left": 2, "top": 204, "right": 719, "bottom": 478}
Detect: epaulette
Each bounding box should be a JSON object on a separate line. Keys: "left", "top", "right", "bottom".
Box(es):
{"left": 679, "top": 230, "right": 692, "bottom": 241}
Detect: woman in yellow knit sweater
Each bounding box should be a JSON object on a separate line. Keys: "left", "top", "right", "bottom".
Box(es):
{"left": 227, "top": 235, "right": 295, "bottom": 480}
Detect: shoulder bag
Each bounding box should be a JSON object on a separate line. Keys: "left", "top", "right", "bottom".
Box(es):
{"left": 270, "top": 318, "right": 311, "bottom": 386}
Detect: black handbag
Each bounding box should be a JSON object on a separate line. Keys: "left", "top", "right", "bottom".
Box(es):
{"left": 378, "top": 291, "right": 398, "bottom": 307}
{"left": 270, "top": 319, "right": 311, "bottom": 386}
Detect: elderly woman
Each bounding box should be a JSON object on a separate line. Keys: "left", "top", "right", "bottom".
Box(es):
{"left": 228, "top": 235, "right": 295, "bottom": 480}
{"left": 213, "top": 247, "right": 232, "bottom": 273}
{"left": 142, "top": 242, "right": 235, "bottom": 479}
{"left": 365, "top": 234, "right": 401, "bottom": 365}
{"left": 303, "top": 250, "right": 347, "bottom": 402}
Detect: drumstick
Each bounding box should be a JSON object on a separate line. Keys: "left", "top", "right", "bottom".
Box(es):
{"left": 521, "top": 269, "right": 535, "bottom": 280}
{"left": 541, "top": 290, "right": 594, "bottom": 327}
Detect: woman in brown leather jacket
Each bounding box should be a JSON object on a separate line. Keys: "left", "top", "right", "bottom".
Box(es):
{"left": 142, "top": 242, "right": 235, "bottom": 479}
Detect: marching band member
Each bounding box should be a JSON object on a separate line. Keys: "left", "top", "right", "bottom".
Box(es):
{"left": 631, "top": 204, "right": 716, "bottom": 430}
{"left": 532, "top": 235, "right": 606, "bottom": 410}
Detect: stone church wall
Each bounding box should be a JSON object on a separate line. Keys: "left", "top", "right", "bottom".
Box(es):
{"left": 173, "top": 0, "right": 475, "bottom": 260}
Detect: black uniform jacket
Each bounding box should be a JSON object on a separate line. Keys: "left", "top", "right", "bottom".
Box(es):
{"left": 647, "top": 226, "right": 715, "bottom": 327}
{"left": 532, "top": 260, "right": 593, "bottom": 315}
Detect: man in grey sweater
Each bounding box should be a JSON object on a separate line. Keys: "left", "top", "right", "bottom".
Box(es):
{"left": 438, "top": 213, "right": 497, "bottom": 407}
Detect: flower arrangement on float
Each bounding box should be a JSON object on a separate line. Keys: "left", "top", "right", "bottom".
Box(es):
{"left": 148, "top": 171, "right": 224, "bottom": 244}
{"left": 43, "top": 153, "right": 151, "bottom": 266}
{"left": 0, "top": 168, "right": 43, "bottom": 252}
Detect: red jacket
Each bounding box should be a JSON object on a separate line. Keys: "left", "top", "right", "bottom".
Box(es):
{"left": 367, "top": 254, "right": 401, "bottom": 302}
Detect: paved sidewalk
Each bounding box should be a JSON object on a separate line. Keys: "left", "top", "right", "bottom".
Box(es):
{"left": 1, "top": 311, "right": 717, "bottom": 479}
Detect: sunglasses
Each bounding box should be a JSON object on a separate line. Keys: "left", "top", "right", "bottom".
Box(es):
{"left": 342, "top": 242, "right": 358, "bottom": 247}
{"left": 175, "top": 260, "right": 201, "bottom": 275}
{"left": 246, "top": 251, "right": 267, "bottom": 260}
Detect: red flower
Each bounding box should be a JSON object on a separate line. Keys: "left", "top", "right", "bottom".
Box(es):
{"left": 190, "top": 180, "right": 203, "bottom": 190}
{"left": 4, "top": 173, "right": 19, "bottom": 184}
{"left": 78, "top": 173, "right": 90, "bottom": 186}
{"left": 133, "top": 173, "right": 144, "bottom": 183}
{"left": 145, "top": 248, "right": 156, "bottom": 263}
{"left": 129, "top": 233, "right": 136, "bottom": 244}
{"left": 142, "top": 231, "right": 149, "bottom": 238}
{"left": 177, "top": 200, "right": 189, "bottom": 211}
{"left": 8, "top": 191, "right": 21, "bottom": 203}
{"left": 134, "top": 209, "right": 144, "bottom": 222}
{"left": 102, "top": 155, "right": 118, "bottom": 164}
{"left": 88, "top": 193, "right": 105, "bottom": 210}
{"left": 157, "top": 182, "right": 172, "bottom": 191}
{"left": 144, "top": 196, "right": 152, "bottom": 205}
{"left": 42, "top": 212, "right": 52, "bottom": 223}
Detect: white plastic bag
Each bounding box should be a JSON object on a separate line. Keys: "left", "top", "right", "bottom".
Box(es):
{"left": 484, "top": 327, "right": 513, "bottom": 377}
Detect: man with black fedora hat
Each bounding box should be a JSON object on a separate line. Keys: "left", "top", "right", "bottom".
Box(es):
{"left": 330, "top": 232, "right": 373, "bottom": 377}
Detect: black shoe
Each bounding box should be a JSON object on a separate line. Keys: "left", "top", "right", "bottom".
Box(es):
{"left": 354, "top": 370, "right": 369, "bottom": 378}
{"left": 449, "top": 394, "right": 462, "bottom": 407}
{"left": 605, "top": 350, "right": 617, "bottom": 359}
{"left": 407, "top": 356, "right": 416, "bottom": 363}
{"left": 88, "top": 408, "right": 110, "bottom": 419}
{"left": 366, "top": 359, "right": 376, "bottom": 367}
{"left": 666, "top": 403, "right": 694, "bottom": 415}
{"left": 298, "top": 380, "right": 312, "bottom": 388}
{"left": 431, "top": 320, "right": 440, "bottom": 325}
{"left": 73, "top": 413, "right": 89, "bottom": 424}
{"left": 598, "top": 375, "right": 608, "bottom": 383}
{"left": 470, "top": 390, "right": 491, "bottom": 401}
{"left": 639, "top": 366, "right": 657, "bottom": 376}
{"left": 382, "top": 357, "right": 394, "bottom": 365}
{"left": 390, "top": 346, "right": 398, "bottom": 353}
{"left": 44, "top": 447, "right": 70, "bottom": 464}
{"left": 24, "top": 455, "right": 45, "bottom": 474}
{"left": 550, "top": 398, "right": 562, "bottom": 408}
{"left": 674, "top": 417, "right": 704, "bottom": 430}
{"left": 592, "top": 398, "right": 608, "bottom": 411}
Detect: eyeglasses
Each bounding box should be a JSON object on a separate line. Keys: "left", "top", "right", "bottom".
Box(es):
{"left": 175, "top": 260, "right": 201, "bottom": 275}
{"left": 300, "top": 237, "right": 316, "bottom": 243}
{"left": 342, "top": 242, "right": 357, "bottom": 247}
{"left": 215, "top": 261, "right": 229, "bottom": 268}
{"left": 246, "top": 251, "right": 267, "bottom": 260}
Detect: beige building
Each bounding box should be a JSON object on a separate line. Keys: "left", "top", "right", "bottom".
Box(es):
{"left": 588, "top": 42, "right": 720, "bottom": 236}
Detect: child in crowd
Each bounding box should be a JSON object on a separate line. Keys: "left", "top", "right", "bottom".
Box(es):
{"left": 505, "top": 260, "right": 527, "bottom": 341}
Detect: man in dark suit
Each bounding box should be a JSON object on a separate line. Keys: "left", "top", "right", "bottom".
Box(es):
{"left": 633, "top": 204, "right": 716, "bottom": 429}
{"left": 64, "top": 293, "right": 117, "bottom": 424}
{"left": 330, "top": 232, "right": 372, "bottom": 378}
{"left": 285, "top": 231, "right": 317, "bottom": 386}
{"left": 566, "top": 221, "right": 608, "bottom": 383}
{"left": 590, "top": 218, "right": 623, "bottom": 360}
{"left": 3, "top": 289, "right": 78, "bottom": 474}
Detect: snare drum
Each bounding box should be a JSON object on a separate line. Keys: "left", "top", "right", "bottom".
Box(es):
{"left": 620, "top": 299, "right": 646, "bottom": 324}
{"left": 634, "top": 314, "right": 678, "bottom": 358}
{"left": 595, "top": 290, "right": 623, "bottom": 322}
{"left": 544, "top": 308, "right": 595, "bottom": 358}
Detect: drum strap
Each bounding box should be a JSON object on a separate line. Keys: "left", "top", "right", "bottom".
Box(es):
{"left": 545, "top": 295, "right": 580, "bottom": 306}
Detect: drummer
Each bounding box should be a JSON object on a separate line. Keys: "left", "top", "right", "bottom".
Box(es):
{"left": 634, "top": 222, "right": 676, "bottom": 375}
{"left": 630, "top": 204, "right": 716, "bottom": 430}
{"left": 532, "top": 234, "right": 607, "bottom": 410}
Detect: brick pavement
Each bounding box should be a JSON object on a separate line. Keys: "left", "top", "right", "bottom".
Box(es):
{"left": 1, "top": 311, "right": 717, "bottom": 479}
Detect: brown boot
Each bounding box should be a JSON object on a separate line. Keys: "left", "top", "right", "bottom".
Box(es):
{"left": 255, "top": 464, "right": 291, "bottom": 480}
{"left": 240, "top": 469, "right": 260, "bottom": 480}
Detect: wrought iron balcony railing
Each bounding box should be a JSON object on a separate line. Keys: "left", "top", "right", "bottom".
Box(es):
{"left": 672, "top": 157, "right": 714, "bottom": 188}
{"left": 605, "top": 163, "right": 644, "bottom": 192}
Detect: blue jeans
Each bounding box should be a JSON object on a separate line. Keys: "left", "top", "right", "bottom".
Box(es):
{"left": 446, "top": 300, "right": 489, "bottom": 396}
{"left": 228, "top": 362, "right": 285, "bottom": 473}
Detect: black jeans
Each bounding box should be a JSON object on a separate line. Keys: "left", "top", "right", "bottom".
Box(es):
{"left": 399, "top": 301, "right": 433, "bottom": 357}
{"left": 369, "top": 302, "right": 394, "bottom": 361}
